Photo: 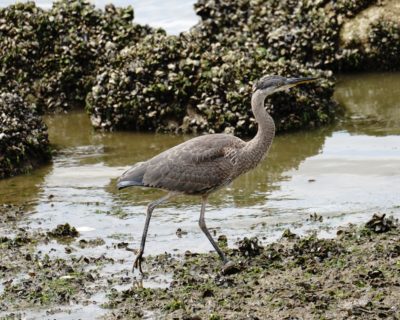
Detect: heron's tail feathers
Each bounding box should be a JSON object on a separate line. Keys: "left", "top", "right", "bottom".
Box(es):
{"left": 117, "top": 162, "right": 146, "bottom": 190}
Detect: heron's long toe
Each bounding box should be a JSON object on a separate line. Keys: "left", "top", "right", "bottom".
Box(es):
{"left": 133, "top": 251, "right": 144, "bottom": 274}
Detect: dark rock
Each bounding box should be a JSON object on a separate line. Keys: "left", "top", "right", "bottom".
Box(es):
{"left": 217, "top": 235, "right": 228, "bottom": 248}
{"left": 365, "top": 214, "right": 398, "bottom": 233}
{"left": 0, "top": 92, "right": 51, "bottom": 179}
{"left": 47, "top": 223, "right": 79, "bottom": 238}
{"left": 237, "top": 237, "right": 263, "bottom": 257}
{"left": 221, "top": 261, "right": 242, "bottom": 276}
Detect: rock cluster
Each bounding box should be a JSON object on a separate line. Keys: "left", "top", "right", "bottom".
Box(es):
{"left": 87, "top": 0, "right": 399, "bottom": 134}
{"left": 0, "top": 0, "right": 157, "bottom": 113}
{"left": 0, "top": 92, "right": 51, "bottom": 179}
{"left": 87, "top": 27, "right": 336, "bottom": 135}
{"left": 47, "top": 223, "right": 80, "bottom": 238}
{"left": 339, "top": 0, "right": 400, "bottom": 71}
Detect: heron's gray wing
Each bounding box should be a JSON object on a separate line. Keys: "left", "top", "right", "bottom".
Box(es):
{"left": 144, "top": 134, "right": 245, "bottom": 194}
{"left": 118, "top": 134, "right": 245, "bottom": 194}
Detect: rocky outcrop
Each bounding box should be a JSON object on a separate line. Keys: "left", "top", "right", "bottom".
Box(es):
{"left": 86, "top": 0, "right": 399, "bottom": 134}
{"left": 0, "top": 0, "right": 158, "bottom": 113}
{"left": 0, "top": 0, "right": 155, "bottom": 179}
{"left": 86, "top": 33, "right": 335, "bottom": 135}
{"left": 338, "top": 0, "right": 400, "bottom": 70}
{"left": 0, "top": 92, "right": 51, "bottom": 179}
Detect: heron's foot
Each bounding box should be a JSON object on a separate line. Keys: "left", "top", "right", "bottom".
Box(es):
{"left": 221, "top": 260, "right": 240, "bottom": 275}
{"left": 133, "top": 251, "right": 144, "bottom": 274}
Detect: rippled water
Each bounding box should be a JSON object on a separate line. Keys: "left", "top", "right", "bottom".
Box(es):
{"left": 1, "top": 73, "right": 399, "bottom": 259}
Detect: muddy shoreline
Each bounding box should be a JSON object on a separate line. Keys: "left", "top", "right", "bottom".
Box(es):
{"left": 1, "top": 204, "right": 398, "bottom": 319}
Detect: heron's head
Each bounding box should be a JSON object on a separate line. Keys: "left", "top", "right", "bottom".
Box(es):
{"left": 252, "top": 75, "right": 318, "bottom": 97}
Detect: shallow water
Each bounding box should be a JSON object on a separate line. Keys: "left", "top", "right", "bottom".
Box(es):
{"left": 1, "top": 73, "right": 400, "bottom": 256}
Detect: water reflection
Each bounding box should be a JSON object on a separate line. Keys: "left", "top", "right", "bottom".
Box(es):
{"left": 0, "top": 163, "right": 51, "bottom": 206}
{"left": 225, "top": 127, "right": 333, "bottom": 207}
{"left": 44, "top": 111, "right": 332, "bottom": 209}
{"left": 335, "top": 72, "right": 400, "bottom": 135}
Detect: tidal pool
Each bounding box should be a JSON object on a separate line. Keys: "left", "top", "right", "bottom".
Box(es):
{"left": 1, "top": 73, "right": 399, "bottom": 260}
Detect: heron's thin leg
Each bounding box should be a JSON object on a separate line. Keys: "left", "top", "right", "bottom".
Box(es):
{"left": 198, "top": 195, "right": 228, "bottom": 264}
{"left": 134, "top": 193, "right": 172, "bottom": 274}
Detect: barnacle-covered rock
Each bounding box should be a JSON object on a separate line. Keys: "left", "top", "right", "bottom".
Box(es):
{"left": 193, "top": 0, "right": 342, "bottom": 69}
{"left": 183, "top": 45, "right": 335, "bottom": 136}
{"left": 2, "top": 0, "right": 398, "bottom": 139}
{"left": 86, "top": 33, "right": 194, "bottom": 131}
{"left": 87, "top": 33, "right": 336, "bottom": 135}
{"left": 34, "top": 0, "right": 158, "bottom": 112}
{"left": 0, "top": 92, "right": 51, "bottom": 179}
{"left": 365, "top": 213, "right": 398, "bottom": 233}
{"left": 193, "top": 0, "right": 399, "bottom": 71}
{"left": 0, "top": 2, "right": 49, "bottom": 100}
{"left": 47, "top": 223, "right": 79, "bottom": 238}
{"left": 0, "top": 0, "right": 157, "bottom": 113}
{"left": 339, "top": 0, "right": 400, "bottom": 71}
{"left": 90, "top": 0, "right": 400, "bottom": 135}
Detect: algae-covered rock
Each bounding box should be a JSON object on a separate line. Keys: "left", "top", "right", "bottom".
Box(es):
{"left": 47, "top": 223, "right": 79, "bottom": 238}
{"left": 338, "top": 0, "right": 400, "bottom": 71}
{"left": 365, "top": 213, "right": 398, "bottom": 233}
{"left": 193, "top": 0, "right": 399, "bottom": 72}
{"left": 90, "top": 0, "right": 393, "bottom": 135}
{"left": 103, "top": 219, "right": 400, "bottom": 319}
{"left": 0, "top": 0, "right": 157, "bottom": 113}
{"left": 237, "top": 237, "right": 263, "bottom": 257}
{"left": 86, "top": 32, "right": 187, "bottom": 131}
{"left": 192, "top": 0, "right": 378, "bottom": 69}
{"left": 0, "top": 92, "right": 51, "bottom": 179}
{"left": 0, "top": 2, "right": 49, "bottom": 100}
{"left": 87, "top": 32, "right": 336, "bottom": 135}
{"left": 35, "top": 0, "right": 158, "bottom": 112}
{"left": 183, "top": 46, "right": 335, "bottom": 136}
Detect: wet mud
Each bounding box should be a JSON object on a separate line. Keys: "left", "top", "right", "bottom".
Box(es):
{"left": 1, "top": 203, "right": 398, "bottom": 319}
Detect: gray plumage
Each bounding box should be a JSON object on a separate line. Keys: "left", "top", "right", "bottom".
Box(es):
{"left": 118, "top": 75, "right": 317, "bottom": 274}
{"left": 119, "top": 134, "right": 245, "bottom": 194}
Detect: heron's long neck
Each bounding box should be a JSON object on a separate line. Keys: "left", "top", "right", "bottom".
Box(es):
{"left": 242, "top": 91, "right": 276, "bottom": 169}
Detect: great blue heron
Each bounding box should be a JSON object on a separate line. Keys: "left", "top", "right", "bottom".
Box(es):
{"left": 118, "top": 75, "right": 317, "bottom": 273}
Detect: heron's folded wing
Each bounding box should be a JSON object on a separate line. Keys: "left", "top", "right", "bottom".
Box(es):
{"left": 143, "top": 135, "right": 244, "bottom": 194}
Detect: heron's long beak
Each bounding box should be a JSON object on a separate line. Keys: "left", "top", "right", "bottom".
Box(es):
{"left": 286, "top": 77, "right": 318, "bottom": 87}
